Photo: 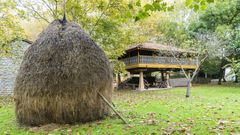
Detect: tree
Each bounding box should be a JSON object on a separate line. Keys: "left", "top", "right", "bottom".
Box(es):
{"left": 201, "top": 58, "right": 220, "bottom": 78}
{"left": 168, "top": 34, "right": 208, "bottom": 97}
{"left": 189, "top": 0, "right": 240, "bottom": 84}
{"left": 0, "top": 1, "right": 26, "bottom": 57}
{"left": 131, "top": 0, "right": 214, "bottom": 21}
{"left": 15, "top": 0, "right": 136, "bottom": 72}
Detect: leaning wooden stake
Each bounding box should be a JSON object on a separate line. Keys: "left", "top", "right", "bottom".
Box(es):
{"left": 97, "top": 91, "right": 128, "bottom": 124}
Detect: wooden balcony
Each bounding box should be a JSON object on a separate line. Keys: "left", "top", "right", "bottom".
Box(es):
{"left": 121, "top": 55, "right": 197, "bottom": 70}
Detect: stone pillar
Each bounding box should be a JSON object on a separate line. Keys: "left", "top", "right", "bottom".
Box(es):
{"left": 138, "top": 71, "right": 145, "bottom": 91}
{"left": 166, "top": 72, "right": 171, "bottom": 88}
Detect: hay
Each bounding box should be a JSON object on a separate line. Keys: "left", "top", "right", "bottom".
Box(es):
{"left": 14, "top": 20, "right": 113, "bottom": 126}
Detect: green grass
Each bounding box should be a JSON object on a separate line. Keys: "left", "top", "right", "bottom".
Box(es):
{"left": 1, "top": 85, "right": 240, "bottom": 134}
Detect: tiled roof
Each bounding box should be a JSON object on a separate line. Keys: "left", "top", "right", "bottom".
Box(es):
{"left": 127, "top": 42, "right": 195, "bottom": 53}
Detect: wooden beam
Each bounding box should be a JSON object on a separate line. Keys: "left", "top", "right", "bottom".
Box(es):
{"left": 125, "top": 64, "right": 197, "bottom": 70}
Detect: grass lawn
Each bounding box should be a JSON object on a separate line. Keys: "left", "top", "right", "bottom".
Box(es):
{"left": 1, "top": 85, "right": 240, "bottom": 135}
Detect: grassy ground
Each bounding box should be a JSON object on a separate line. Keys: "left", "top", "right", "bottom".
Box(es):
{"left": 1, "top": 85, "right": 240, "bottom": 135}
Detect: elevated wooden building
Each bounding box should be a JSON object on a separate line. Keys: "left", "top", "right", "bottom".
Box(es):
{"left": 118, "top": 43, "right": 197, "bottom": 91}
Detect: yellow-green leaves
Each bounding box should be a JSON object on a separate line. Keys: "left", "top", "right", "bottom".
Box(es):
{"left": 0, "top": 1, "right": 26, "bottom": 57}
{"left": 133, "top": 0, "right": 174, "bottom": 22}
{"left": 133, "top": 0, "right": 214, "bottom": 22}
{"left": 185, "top": 0, "right": 214, "bottom": 11}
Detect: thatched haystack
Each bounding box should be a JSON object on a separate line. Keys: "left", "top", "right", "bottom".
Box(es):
{"left": 14, "top": 20, "right": 113, "bottom": 126}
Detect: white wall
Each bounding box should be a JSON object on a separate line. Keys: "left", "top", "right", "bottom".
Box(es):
{"left": 224, "top": 67, "right": 235, "bottom": 81}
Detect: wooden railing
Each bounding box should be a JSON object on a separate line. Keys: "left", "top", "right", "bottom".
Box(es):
{"left": 122, "top": 55, "right": 196, "bottom": 66}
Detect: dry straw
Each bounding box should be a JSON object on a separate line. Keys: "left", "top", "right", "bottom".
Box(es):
{"left": 14, "top": 20, "right": 113, "bottom": 126}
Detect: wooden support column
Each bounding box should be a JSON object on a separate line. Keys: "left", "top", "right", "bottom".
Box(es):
{"left": 161, "top": 71, "right": 165, "bottom": 81}
{"left": 127, "top": 72, "right": 131, "bottom": 78}
{"left": 138, "top": 71, "right": 145, "bottom": 91}
{"left": 128, "top": 53, "right": 130, "bottom": 64}
{"left": 166, "top": 72, "right": 171, "bottom": 88}
{"left": 138, "top": 49, "right": 140, "bottom": 64}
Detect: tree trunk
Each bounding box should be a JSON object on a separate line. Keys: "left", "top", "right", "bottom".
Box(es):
{"left": 186, "top": 80, "right": 191, "bottom": 98}
{"left": 205, "top": 73, "right": 208, "bottom": 78}
{"left": 223, "top": 70, "right": 226, "bottom": 82}
{"left": 218, "top": 59, "right": 225, "bottom": 85}
{"left": 235, "top": 75, "right": 238, "bottom": 83}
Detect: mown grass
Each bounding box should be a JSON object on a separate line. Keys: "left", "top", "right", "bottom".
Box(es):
{"left": 0, "top": 85, "right": 240, "bottom": 135}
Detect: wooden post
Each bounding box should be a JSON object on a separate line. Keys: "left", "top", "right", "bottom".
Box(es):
{"left": 127, "top": 72, "right": 131, "bottom": 78}
{"left": 138, "top": 49, "right": 140, "bottom": 64}
{"left": 138, "top": 71, "right": 145, "bottom": 91}
{"left": 128, "top": 53, "right": 130, "bottom": 64}
{"left": 152, "top": 51, "right": 154, "bottom": 63}
{"left": 166, "top": 72, "right": 171, "bottom": 88}
{"left": 161, "top": 71, "right": 165, "bottom": 81}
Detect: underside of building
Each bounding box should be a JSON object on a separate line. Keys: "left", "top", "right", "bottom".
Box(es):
{"left": 117, "top": 42, "right": 197, "bottom": 91}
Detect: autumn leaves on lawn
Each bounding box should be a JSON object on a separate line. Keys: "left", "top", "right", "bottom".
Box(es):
{"left": 14, "top": 20, "right": 113, "bottom": 126}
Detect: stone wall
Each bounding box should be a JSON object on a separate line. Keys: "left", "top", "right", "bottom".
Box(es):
{"left": 169, "top": 78, "right": 188, "bottom": 87}
{"left": 0, "top": 42, "right": 29, "bottom": 96}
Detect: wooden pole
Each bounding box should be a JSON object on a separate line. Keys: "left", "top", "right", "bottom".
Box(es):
{"left": 97, "top": 91, "right": 128, "bottom": 124}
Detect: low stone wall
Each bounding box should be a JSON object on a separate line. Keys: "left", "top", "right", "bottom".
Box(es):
{"left": 193, "top": 77, "right": 211, "bottom": 84}
{"left": 169, "top": 78, "right": 188, "bottom": 87}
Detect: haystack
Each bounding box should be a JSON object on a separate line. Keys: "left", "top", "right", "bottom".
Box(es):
{"left": 14, "top": 20, "right": 113, "bottom": 126}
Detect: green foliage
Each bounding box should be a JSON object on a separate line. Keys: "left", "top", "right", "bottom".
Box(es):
{"left": 16, "top": 0, "right": 140, "bottom": 73}
{"left": 156, "top": 20, "right": 190, "bottom": 47}
{"left": 111, "top": 60, "right": 126, "bottom": 74}
{"left": 133, "top": 0, "right": 174, "bottom": 21}
{"left": 201, "top": 58, "right": 221, "bottom": 75}
{"left": 0, "top": 1, "right": 25, "bottom": 57}
{"left": 189, "top": 0, "right": 240, "bottom": 76}
{"left": 185, "top": 0, "right": 214, "bottom": 11}
{"left": 133, "top": 0, "right": 214, "bottom": 21}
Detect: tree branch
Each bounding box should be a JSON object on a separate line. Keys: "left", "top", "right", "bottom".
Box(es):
{"left": 169, "top": 47, "right": 189, "bottom": 79}
{"left": 41, "top": 0, "right": 58, "bottom": 19}
{"left": 89, "top": 1, "right": 111, "bottom": 35}
{"left": 18, "top": 1, "right": 50, "bottom": 23}
{"left": 2, "top": 38, "right": 33, "bottom": 46}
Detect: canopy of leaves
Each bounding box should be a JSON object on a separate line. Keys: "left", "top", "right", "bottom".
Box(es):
{"left": 187, "top": 0, "right": 240, "bottom": 77}
{"left": 15, "top": 0, "right": 157, "bottom": 73}
{"left": 133, "top": 0, "right": 214, "bottom": 21}
{"left": 0, "top": 1, "right": 25, "bottom": 57}
{"left": 189, "top": 0, "right": 240, "bottom": 57}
